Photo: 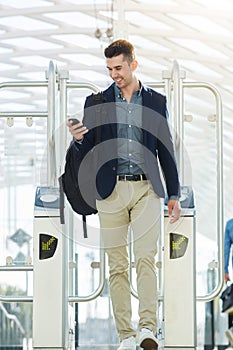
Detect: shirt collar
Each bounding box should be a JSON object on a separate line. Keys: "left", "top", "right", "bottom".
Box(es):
{"left": 114, "top": 81, "right": 143, "bottom": 99}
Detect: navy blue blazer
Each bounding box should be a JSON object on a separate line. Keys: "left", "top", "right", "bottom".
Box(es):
{"left": 75, "top": 83, "right": 180, "bottom": 201}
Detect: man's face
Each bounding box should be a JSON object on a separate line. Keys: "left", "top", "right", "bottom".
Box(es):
{"left": 106, "top": 53, "right": 137, "bottom": 89}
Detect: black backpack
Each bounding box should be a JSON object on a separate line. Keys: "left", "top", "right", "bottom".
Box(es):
{"left": 59, "top": 92, "right": 106, "bottom": 237}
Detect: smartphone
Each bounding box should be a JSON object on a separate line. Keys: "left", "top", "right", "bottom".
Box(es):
{"left": 68, "top": 118, "right": 80, "bottom": 125}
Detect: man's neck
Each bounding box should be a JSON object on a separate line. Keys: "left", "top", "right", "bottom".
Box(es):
{"left": 121, "top": 78, "right": 140, "bottom": 103}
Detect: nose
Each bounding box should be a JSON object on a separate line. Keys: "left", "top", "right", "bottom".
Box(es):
{"left": 110, "top": 69, "right": 118, "bottom": 79}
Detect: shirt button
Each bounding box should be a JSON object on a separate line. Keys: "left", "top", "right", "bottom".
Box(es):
{"left": 129, "top": 110, "right": 132, "bottom": 114}
{"left": 112, "top": 167, "right": 116, "bottom": 171}
{"left": 129, "top": 153, "right": 132, "bottom": 156}
{"left": 129, "top": 139, "right": 132, "bottom": 142}
{"left": 129, "top": 124, "right": 131, "bottom": 128}
{"left": 130, "top": 165, "right": 133, "bottom": 168}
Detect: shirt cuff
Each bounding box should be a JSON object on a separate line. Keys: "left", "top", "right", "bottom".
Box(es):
{"left": 74, "top": 137, "right": 83, "bottom": 144}
{"left": 169, "top": 195, "right": 180, "bottom": 200}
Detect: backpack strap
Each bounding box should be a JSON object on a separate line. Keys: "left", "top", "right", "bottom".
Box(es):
{"left": 92, "top": 91, "right": 107, "bottom": 144}
{"left": 79, "top": 92, "right": 106, "bottom": 237}
{"left": 82, "top": 215, "right": 88, "bottom": 239}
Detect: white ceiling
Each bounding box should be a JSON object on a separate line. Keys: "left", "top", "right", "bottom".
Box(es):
{"left": 0, "top": 0, "right": 233, "bottom": 243}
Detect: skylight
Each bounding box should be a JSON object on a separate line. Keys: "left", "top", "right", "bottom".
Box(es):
{"left": 0, "top": 16, "right": 58, "bottom": 30}
{"left": 51, "top": 34, "right": 101, "bottom": 49}
{"left": 137, "top": 56, "right": 166, "bottom": 70}
{"left": 17, "top": 71, "right": 48, "bottom": 81}
{"left": 136, "top": 0, "right": 176, "bottom": 4}
{"left": 168, "top": 14, "right": 233, "bottom": 37}
{"left": 0, "top": 102, "right": 36, "bottom": 111}
{"left": 44, "top": 12, "right": 107, "bottom": 28}
{"left": 65, "top": 0, "right": 107, "bottom": 4}
{"left": 126, "top": 12, "right": 173, "bottom": 30}
{"left": 0, "top": 0, "right": 52, "bottom": 8}
{"left": 59, "top": 53, "right": 104, "bottom": 66}
{"left": 70, "top": 70, "right": 107, "bottom": 82}
{"left": 130, "top": 35, "right": 170, "bottom": 52}
{"left": 0, "top": 62, "right": 19, "bottom": 71}
{"left": 0, "top": 90, "right": 31, "bottom": 99}
{"left": 194, "top": 0, "right": 233, "bottom": 10}
{"left": 11, "top": 55, "right": 65, "bottom": 67}
{"left": 169, "top": 38, "right": 229, "bottom": 60}
{"left": 2, "top": 37, "right": 63, "bottom": 50}
{"left": 178, "top": 60, "right": 222, "bottom": 78}
{"left": 0, "top": 47, "right": 13, "bottom": 54}
{"left": 224, "top": 66, "right": 233, "bottom": 74}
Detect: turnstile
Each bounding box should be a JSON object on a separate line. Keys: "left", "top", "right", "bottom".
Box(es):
{"left": 164, "top": 186, "right": 196, "bottom": 349}
{"left": 33, "top": 186, "right": 74, "bottom": 350}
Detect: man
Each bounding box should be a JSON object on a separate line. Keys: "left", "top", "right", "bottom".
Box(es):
{"left": 224, "top": 218, "right": 233, "bottom": 345}
{"left": 224, "top": 218, "right": 233, "bottom": 283}
{"left": 68, "top": 39, "right": 181, "bottom": 350}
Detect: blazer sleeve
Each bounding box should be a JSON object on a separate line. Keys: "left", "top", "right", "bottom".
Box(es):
{"left": 72, "top": 94, "right": 97, "bottom": 159}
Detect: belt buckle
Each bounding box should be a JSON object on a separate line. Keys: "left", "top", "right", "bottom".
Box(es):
{"left": 117, "top": 175, "right": 127, "bottom": 181}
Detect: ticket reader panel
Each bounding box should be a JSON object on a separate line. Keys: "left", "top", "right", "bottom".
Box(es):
{"left": 164, "top": 186, "right": 196, "bottom": 349}
{"left": 33, "top": 187, "right": 71, "bottom": 350}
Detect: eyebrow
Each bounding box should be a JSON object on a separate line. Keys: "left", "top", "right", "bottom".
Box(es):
{"left": 106, "top": 65, "right": 122, "bottom": 70}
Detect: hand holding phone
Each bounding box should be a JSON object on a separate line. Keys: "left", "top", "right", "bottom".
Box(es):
{"left": 67, "top": 116, "right": 88, "bottom": 141}
{"left": 68, "top": 118, "right": 81, "bottom": 126}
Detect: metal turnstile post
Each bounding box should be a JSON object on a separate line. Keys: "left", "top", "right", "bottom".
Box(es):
{"left": 33, "top": 186, "right": 74, "bottom": 350}
{"left": 163, "top": 186, "right": 196, "bottom": 350}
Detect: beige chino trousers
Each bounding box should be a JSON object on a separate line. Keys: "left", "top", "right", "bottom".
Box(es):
{"left": 96, "top": 179, "right": 162, "bottom": 341}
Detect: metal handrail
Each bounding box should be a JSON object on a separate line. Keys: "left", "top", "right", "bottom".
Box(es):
{"left": 0, "top": 112, "right": 47, "bottom": 117}
{"left": 0, "top": 265, "right": 33, "bottom": 302}
{"left": 0, "top": 302, "right": 25, "bottom": 347}
{"left": 171, "top": 61, "right": 186, "bottom": 183}
{"left": 67, "top": 81, "right": 100, "bottom": 92}
{"left": 0, "top": 81, "right": 48, "bottom": 88}
{"left": 47, "top": 60, "right": 57, "bottom": 187}
{"left": 0, "top": 265, "right": 33, "bottom": 272}
{"left": 0, "top": 295, "right": 33, "bottom": 303}
{"left": 183, "top": 81, "right": 224, "bottom": 302}
{"left": 0, "top": 81, "right": 48, "bottom": 118}
{"left": 68, "top": 248, "right": 106, "bottom": 303}
{"left": 58, "top": 69, "right": 69, "bottom": 177}
{"left": 0, "top": 81, "right": 48, "bottom": 117}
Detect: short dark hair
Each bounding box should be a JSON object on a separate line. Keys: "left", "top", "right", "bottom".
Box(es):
{"left": 104, "top": 39, "right": 135, "bottom": 63}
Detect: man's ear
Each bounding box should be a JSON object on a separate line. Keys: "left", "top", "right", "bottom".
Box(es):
{"left": 131, "top": 59, "right": 138, "bottom": 71}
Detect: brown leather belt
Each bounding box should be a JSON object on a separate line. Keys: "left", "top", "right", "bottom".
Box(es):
{"left": 117, "top": 174, "right": 147, "bottom": 181}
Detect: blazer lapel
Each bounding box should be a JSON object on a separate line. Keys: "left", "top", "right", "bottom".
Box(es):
{"left": 103, "top": 84, "right": 117, "bottom": 138}
{"left": 142, "top": 88, "right": 154, "bottom": 146}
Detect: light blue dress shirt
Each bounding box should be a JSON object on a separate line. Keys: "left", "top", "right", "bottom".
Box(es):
{"left": 114, "top": 83, "right": 146, "bottom": 175}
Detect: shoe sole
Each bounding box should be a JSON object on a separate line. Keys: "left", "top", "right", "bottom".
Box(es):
{"left": 141, "top": 338, "right": 158, "bottom": 350}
